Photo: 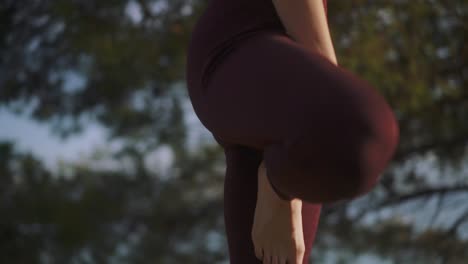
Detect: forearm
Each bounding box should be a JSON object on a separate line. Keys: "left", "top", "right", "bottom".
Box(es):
{"left": 272, "top": 0, "right": 338, "bottom": 65}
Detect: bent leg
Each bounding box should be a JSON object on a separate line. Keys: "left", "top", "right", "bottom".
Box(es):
{"left": 223, "top": 145, "right": 322, "bottom": 263}
{"left": 191, "top": 29, "right": 399, "bottom": 204}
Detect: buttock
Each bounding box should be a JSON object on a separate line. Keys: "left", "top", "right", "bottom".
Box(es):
{"left": 200, "top": 29, "right": 338, "bottom": 99}
{"left": 199, "top": 28, "right": 293, "bottom": 90}
{"left": 190, "top": 28, "right": 356, "bottom": 149}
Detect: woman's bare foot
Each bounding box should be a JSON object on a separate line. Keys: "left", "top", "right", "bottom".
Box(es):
{"left": 251, "top": 159, "right": 305, "bottom": 264}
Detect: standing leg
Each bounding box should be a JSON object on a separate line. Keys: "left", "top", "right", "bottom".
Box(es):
{"left": 223, "top": 144, "right": 322, "bottom": 263}
{"left": 188, "top": 29, "right": 399, "bottom": 204}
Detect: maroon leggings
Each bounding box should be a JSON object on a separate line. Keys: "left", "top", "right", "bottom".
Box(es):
{"left": 223, "top": 145, "right": 322, "bottom": 263}
{"left": 186, "top": 29, "right": 399, "bottom": 263}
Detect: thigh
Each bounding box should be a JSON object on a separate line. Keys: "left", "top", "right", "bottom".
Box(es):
{"left": 195, "top": 29, "right": 391, "bottom": 151}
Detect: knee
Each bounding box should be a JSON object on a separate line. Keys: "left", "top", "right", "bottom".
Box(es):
{"left": 336, "top": 164, "right": 382, "bottom": 200}
{"left": 338, "top": 109, "right": 400, "bottom": 198}
{"left": 308, "top": 105, "right": 399, "bottom": 200}
{"left": 262, "top": 102, "right": 399, "bottom": 202}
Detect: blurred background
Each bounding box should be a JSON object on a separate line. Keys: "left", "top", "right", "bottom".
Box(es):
{"left": 0, "top": 0, "right": 467, "bottom": 263}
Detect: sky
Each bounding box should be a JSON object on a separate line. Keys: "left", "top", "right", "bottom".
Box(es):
{"left": 0, "top": 0, "right": 198, "bottom": 174}
{"left": 0, "top": 87, "right": 212, "bottom": 175}
{"left": 1, "top": 94, "right": 467, "bottom": 242}
{"left": 0, "top": 106, "right": 106, "bottom": 169}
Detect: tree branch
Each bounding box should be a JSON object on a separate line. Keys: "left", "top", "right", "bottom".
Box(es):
{"left": 446, "top": 210, "right": 468, "bottom": 237}
{"left": 350, "top": 184, "right": 468, "bottom": 222}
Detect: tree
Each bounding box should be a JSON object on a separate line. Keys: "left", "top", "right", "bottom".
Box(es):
{"left": 0, "top": 0, "right": 467, "bottom": 263}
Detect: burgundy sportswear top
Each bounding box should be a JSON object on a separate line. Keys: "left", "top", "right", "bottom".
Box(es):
{"left": 186, "top": 0, "right": 328, "bottom": 88}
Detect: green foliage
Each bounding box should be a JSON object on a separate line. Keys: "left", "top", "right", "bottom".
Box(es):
{"left": 329, "top": 0, "right": 468, "bottom": 169}
{"left": 0, "top": 0, "right": 201, "bottom": 146}
{"left": 1, "top": 0, "right": 467, "bottom": 263}
{"left": 0, "top": 140, "right": 226, "bottom": 263}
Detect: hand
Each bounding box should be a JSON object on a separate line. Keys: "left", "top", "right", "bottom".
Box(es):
{"left": 251, "top": 160, "right": 305, "bottom": 264}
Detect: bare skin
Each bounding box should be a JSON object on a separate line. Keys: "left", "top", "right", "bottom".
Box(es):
{"left": 272, "top": 0, "right": 338, "bottom": 66}
{"left": 252, "top": 160, "right": 305, "bottom": 264}
{"left": 251, "top": 1, "right": 338, "bottom": 263}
